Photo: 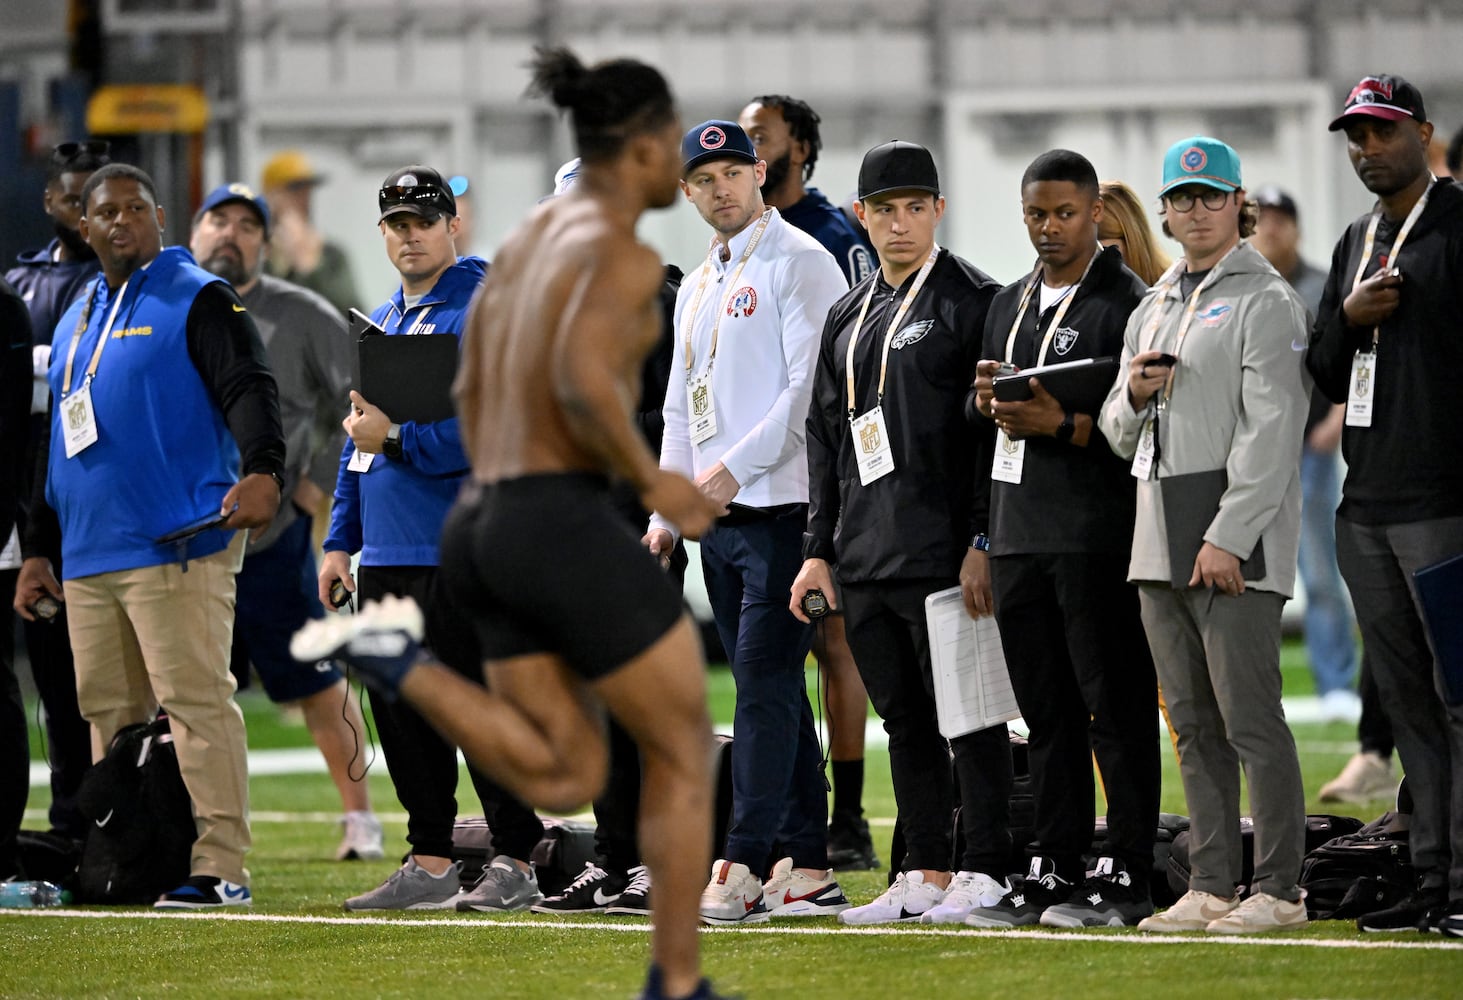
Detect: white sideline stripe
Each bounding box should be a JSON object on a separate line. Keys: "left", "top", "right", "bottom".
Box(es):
{"left": 25, "top": 696, "right": 1358, "bottom": 788}
{"left": 2, "top": 908, "right": 1458, "bottom": 951}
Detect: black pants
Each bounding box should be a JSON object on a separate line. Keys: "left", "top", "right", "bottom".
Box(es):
{"left": 842, "top": 577, "right": 1011, "bottom": 876}
{"left": 992, "top": 553, "right": 1160, "bottom": 884}
{"left": 0, "top": 570, "right": 26, "bottom": 877}
{"left": 359, "top": 564, "right": 544, "bottom": 863}
{"left": 1356, "top": 651, "right": 1396, "bottom": 758}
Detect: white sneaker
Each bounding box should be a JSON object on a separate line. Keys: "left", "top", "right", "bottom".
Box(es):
{"left": 336, "top": 810, "right": 385, "bottom": 861}
{"left": 1137, "top": 889, "right": 1239, "bottom": 932}
{"left": 1320, "top": 688, "right": 1363, "bottom": 724}
{"left": 838, "top": 870, "right": 947, "bottom": 925}
{"left": 1205, "top": 891, "right": 1307, "bottom": 934}
{"left": 1318, "top": 751, "right": 1395, "bottom": 804}
{"left": 920, "top": 871, "right": 1008, "bottom": 924}
{"left": 760, "top": 857, "right": 851, "bottom": 918}
{"left": 699, "top": 859, "right": 767, "bottom": 925}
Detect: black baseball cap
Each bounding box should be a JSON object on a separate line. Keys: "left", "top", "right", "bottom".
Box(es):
{"left": 1252, "top": 185, "right": 1299, "bottom": 222}
{"left": 858, "top": 140, "right": 940, "bottom": 200}
{"left": 378, "top": 165, "right": 456, "bottom": 223}
{"left": 1328, "top": 74, "right": 1428, "bottom": 132}
{"left": 682, "top": 121, "right": 758, "bottom": 175}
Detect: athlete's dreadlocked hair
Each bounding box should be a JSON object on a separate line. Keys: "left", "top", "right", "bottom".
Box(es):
{"left": 748, "top": 94, "right": 822, "bottom": 182}
{"left": 528, "top": 46, "right": 676, "bottom": 164}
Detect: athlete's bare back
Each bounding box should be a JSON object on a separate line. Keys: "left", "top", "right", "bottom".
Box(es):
{"left": 457, "top": 192, "right": 666, "bottom": 488}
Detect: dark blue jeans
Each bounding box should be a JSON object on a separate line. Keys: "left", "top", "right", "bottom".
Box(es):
{"left": 700, "top": 508, "right": 824, "bottom": 875}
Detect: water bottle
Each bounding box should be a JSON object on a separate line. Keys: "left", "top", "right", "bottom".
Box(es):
{"left": 0, "top": 880, "right": 69, "bottom": 908}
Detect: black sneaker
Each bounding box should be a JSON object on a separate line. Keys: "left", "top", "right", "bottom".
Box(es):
{"left": 963, "top": 857, "right": 1071, "bottom": 927}
{"left": 1428, "top": 898, "right": 1463, "bottom": 938}
{"left": 1357, "top": 885, "right": 1447, "bottom": 932}
{"left": 826, "top": 815, "right": 879, "bottom": 871}
{"left": 639, "top": 965, "right": 734, "bottom": 1000}
{"left": 531, "top": 862, "right": 626, "bottom": 914}
{"left": 606, "top": 864, "right": 652, "bottom": 915}
{"left": 155, "top": 875, "right": 252, "bottom": 910}
{"left": 1040, "top": 856, "right": 1154, "bottom": 928}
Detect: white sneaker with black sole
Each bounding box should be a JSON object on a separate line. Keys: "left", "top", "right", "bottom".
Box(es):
{"left": 699, "top": 860, "right": 767, "bottom": 925}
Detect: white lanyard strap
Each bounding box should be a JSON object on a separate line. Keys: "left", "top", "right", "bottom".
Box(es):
{"left": 1001, "top": 245, "right": 1101, "bottom": 366}
{"left": 682, "top": 209, "right": 773, "bottom": 375}
{"left": 1349, "top": 176, "right": 1435, "bottom": 350}
{"left": 62, "top": 277, "right": 129, "bottom": 397}
{"left": 1137, "top": 245, "right": 1237, "bottom": 405}
{"left": 844, "top": 245, "right": 941, "bottom": 417}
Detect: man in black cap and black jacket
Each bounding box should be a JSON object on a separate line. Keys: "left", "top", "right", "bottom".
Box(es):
{"left": 964, "top": 149, "right": 1158, "bottom": 929}
{"left": 1308, "top": 73, "right": 1463, "bottom": 937}
{"left": 793, "top": 139, "right": 1012, "bottom": 925}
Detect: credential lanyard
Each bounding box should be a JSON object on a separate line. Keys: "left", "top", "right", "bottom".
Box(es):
{"left": 844, "top": 245, "right": 941, "bottom": 418}
{"left": 682, "top": 209, "right": 773, "bottom": 376}
{"left": 1001, "top": 244, "right": 1101, "bottom": 366}
{"left": 61, "top": 277, "right": 130, "bottom": 398}
{"left": 1349, "top": 176, "right": 1435, "bottom": 350}
{"left": 1137, "top": 246, "right": 1236, "bottom": 407}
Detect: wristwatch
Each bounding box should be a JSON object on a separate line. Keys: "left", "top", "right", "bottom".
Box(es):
{"left": 266, "top": 470, "right": 285, "bottom": 493}
{"left": 382, "top": 423, "right": 403, "bottom": 461}
{"left": 1055, "top": 411, "right": 1075, "bottom": 444}
{"left": 970, "top": 533, "right": 991, "bottom": 552}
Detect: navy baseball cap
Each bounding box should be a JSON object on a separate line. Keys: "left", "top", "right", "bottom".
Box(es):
{"left": 378, "top": 165, "right": 457, "bottom": 223}
{"left": 682, "top": 121, "right": 758, "bottom": 175}
{"left": 1160, "top": 136, "right": 1242, "bottom": 197}
{"left": 1328, "top": 74, "right": 1428, "bottom": 132}
{"left": 195, "top": 183, "right": 271, "bottom": 237}
{"left": 858, "top": 140, "right": 940, "bottom": 200}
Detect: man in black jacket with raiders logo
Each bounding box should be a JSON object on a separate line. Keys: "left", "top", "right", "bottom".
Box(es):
{"left": 792, "top": 140, "right": 1012, "bottom": 925}
{"left": 965, "top": 149, "right": 1159, "bottom": 929}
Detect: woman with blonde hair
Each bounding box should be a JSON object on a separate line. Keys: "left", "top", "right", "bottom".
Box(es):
{"left": 1099, "top": 180, "right": 1172, "bottom": 285}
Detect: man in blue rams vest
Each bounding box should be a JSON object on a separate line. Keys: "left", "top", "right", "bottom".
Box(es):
{"left": 14, "top": 162, "right": 286, "bottom": 909}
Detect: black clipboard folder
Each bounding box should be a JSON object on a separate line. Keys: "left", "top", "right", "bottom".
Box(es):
{"left": 350, "top": 308, "right": 459, "bottom": 424}
{"left": 1414, "top": 552, "right": 1463, "bottom": 707}
{"left": 993, "top": 356, "right": 1121, "bottom": 413}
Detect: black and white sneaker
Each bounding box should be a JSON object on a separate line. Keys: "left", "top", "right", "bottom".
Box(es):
{"left": 964, "top": 857, "right": 1070, "bottom": 928}
{"left": 290, "top": 595, "right": 427, "bottom": 699}
{"left": 606, "top": 864, "right": 653, "bottom": 916}
{"left": 155, "top": 875, "right": 252, "bottom": 910}
{"left": 531, "top": 862, "right": 627, "bottom": 914}
{"left": 1040, "top": 856, "right": 1154, "bottom": 928}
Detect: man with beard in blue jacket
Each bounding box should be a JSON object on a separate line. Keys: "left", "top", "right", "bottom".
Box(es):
{"left": 320, "top": 167, "right": 544, "bottom": 912}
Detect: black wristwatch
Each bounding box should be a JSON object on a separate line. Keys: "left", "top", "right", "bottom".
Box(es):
{"left": 382, "top": 423, "right": 403, "bottom": 461}
{"left": 1055, "top": 411, "right": 1075, "bottom": 444}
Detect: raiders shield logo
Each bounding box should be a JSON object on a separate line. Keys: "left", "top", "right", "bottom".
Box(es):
{"left": 1052, "top": 327, "right": 1079, "bottom": 356}
{"left": 859, "top": 420, "right": 881, "bottom": 454}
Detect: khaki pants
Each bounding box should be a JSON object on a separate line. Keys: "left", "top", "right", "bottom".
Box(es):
{"left": 66, "top": 536, "right": 251, "bottom": 884}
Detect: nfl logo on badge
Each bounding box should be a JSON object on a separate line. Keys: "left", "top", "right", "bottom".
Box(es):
{"left": 860, "top": 420, "right": 881, "bottom": 454}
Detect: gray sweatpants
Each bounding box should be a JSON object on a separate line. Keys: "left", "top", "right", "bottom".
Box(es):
{"left": 1138, "top": 585, "right": 1305, "bottom": 901}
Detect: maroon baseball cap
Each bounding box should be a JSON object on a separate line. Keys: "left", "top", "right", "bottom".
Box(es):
{"left": 1328, "top": 74, "right": 1428, "bottom": 132}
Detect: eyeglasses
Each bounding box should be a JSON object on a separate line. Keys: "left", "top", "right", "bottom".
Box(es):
{"left": 1165, "top": 189, "right": 1231, "bottom": 213}
{"left": 53, "top": 139, "right": 110, "bottom": 162}
{"left": 379, "top": 183, "right": 448, "bottom": 205}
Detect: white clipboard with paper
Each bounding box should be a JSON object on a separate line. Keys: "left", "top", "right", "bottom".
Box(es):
{"left": 924, "top": 586, "right": 1020, "bottom": 738}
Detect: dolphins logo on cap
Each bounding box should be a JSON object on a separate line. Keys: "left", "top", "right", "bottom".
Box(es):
{"left": 1181, "top": 147, "right": 1207, "bottom": 173}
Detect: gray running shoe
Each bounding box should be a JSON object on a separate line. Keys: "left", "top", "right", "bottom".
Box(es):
{"left": 457, "top": 855, "right": 545, "bottom": 912}
{"left": 342, "top": 858, "right": 463, "bottom": 911}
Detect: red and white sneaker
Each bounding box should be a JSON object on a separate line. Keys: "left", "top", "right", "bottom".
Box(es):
{"left": 761, "top": 857, "right": 851, "bottom": 918}
{"left": 699, "top": 859, "right": 768, "bottom": 925}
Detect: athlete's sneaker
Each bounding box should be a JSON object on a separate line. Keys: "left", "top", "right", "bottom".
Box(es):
{"left": 457, "top": 855, "right": 544, "bottom": 912}
{"left": 1356, "top": 885, "right": 1447, "bottom": 932}
{"left": 838, "top": 870, "right": 946, "bottom": 925}
{"left": 826, "top": 814, "right": 880, "bottom": 871}
{"left": 1041, "top": 856, "right": 1154, "bottom": 928}
{"left": 531, "top": 861, "right": 626, "bottom": 914}
{"left": 342, "top": 857, "right": 462, "bottom": 911}
{"left": 1206, "top": 891, "right": 1307, "bottom": 934}
{"left": 963, "top": 857, "right": 1070, "bottom": 928}
{"left": 607, "top": 864, "right": 653, "bottom": 916}
{"left": 699, "top": 860, "right": 767, "bottom": 925}
{"left": 1318, "top": 750, "right": 1395, "bottom": 804}
{"left": 1136, "top": 889, "right": 1239, "bottom": 932}
{"left": 920, "top": 871, "right": 1008, "bottom": 924}
{"left": 289, "top": 595, "right": 427, "bottom": 699}
{"left": 154, "top": 875, "right": 252, "bottom": 909}
{"left": 336, "top": 810, "right": 385, "bottom": 861}
{"left": 760, "top": 857, "right": 851, "bottom": 918}
{"left": 639, "top": 965, "right": 733, "bottom": 1000}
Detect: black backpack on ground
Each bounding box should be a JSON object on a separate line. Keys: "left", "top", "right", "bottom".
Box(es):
{"left": 449, "top": 815, "right": 598, "bottom": 895}
{"left": 1299, "top": 811, "right": 1413, "bottom": 919}
{"left": 1165, "top": 814, "right": 1366, "bottom": 901}
{"left": 74, "top": 716, "right": 196, "bottom": 904}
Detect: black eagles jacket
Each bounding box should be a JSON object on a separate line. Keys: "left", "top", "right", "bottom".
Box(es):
{"left": 804, "top": 249, "right": 1000, "bottom": 584}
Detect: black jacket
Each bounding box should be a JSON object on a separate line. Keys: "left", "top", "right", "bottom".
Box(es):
{"left": 804, "top": 249, "right": 1000, "bottom": 583}
{"left": 0, "top": 278, "right": 32, "bottom": 548}
{"left": 971, "top": 245, "right": 1147, "bottom": 556}
{"left": 1307, "top": 177, "right": 1463, "bottom": 525}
